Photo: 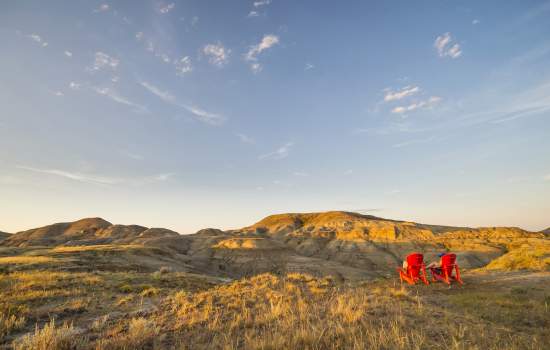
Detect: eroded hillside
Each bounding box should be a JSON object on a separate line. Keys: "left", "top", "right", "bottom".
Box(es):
{"left": 1, "top": 212, "right": 548, "bottom": 280}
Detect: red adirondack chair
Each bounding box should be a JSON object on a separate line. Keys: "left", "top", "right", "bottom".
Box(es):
{"left": 397, "top": 253, "right": 429, "bottom": 285}
{"left": 430, "top": 253, "right": 463, "bottom": 285}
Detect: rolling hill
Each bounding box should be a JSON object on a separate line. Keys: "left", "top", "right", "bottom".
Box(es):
{"left": 2, "top": 211, "right": 548, "bottom": 279}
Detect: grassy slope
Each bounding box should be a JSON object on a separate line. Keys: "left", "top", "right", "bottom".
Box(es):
{"left": 1, "top": 246, "right": 549, "bottom": 349}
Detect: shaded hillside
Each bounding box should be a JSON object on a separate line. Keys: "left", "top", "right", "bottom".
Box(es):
{"left": 2, "top": 212, "right": 548, "bottom": 280}
{"left": 0, "top": 231, "right": 10, "bottom": 242}
{"left": 2, "top": 218, "right": 179, "bottom": 247}
{"left": 542, "top": 227, "right": 550, "bottom": 235}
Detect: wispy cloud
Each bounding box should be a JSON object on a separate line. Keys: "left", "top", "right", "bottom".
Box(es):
{"left": 175, "top": 56, "right": 192, "bottom": 76}
{"left": 236, "top": 133, "right": 255, "bottom": 144}
{"left": 472, "top": 19, "right": 480, "bottom": 25}
{"left": 248, "top": 0, "right": 271, "bottom": 17}
{"left": 434, "top": 32, "right": 462, "bottom": 59}
{"left": 93, "top": 4, "right": 110, "bottom": 13}
{"left": 245, "top": 34, "right": 279, "bottom": 72}
{"left": 17, "top": 166, "right": 119, "bottom": 185}
{"left": 305, "top": 63, "right": 315, "bottom": 70}
{"left": 90, "top": 52, "right": 119, "bottom": 71}
{"left": 69, "top": 82, "right": 80, "bottom": 90}
{"left": 391, "top": 96, "right": 442, "bottom": 114}
{"left": 259, "top": 142, "right": 293, "bottom": 160}
{"left": 17, "top": 166, "right": 174, "bottom": 186}
{"left": 293, "top": 171, "right": 309, "bottom": 177}
{"left": 64, "top": 50, "right": 72, "bottom": 57}
{"left": 254, "top": 0, "right": 271, "bottom": 7}
{"left": 140, "top": 81, "right": 225, "bottom": 125}
{"left": 94, "top": 87, "right": 147, "bottom": 113}
{"left": 203, "top": 43, "right": 230, "bottom": 67}
{"left": 27, "top": 33, "right": 48, "bottom": 47}
{"left": 384, "top": 86, "right": 420, "bottom": 102}
{"left": 158, "top": 3, "right": 175, "bottom": 14}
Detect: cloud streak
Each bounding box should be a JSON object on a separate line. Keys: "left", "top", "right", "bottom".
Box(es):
{"left": 17, "top": 166, "right": 174, "bottom": 186}
{"left": 259, "top": 142, "right": 293, "bottom": 160}
{"left": 384, "top": 86, "right": 420, "bottom": 102}
{"left": 94, "top": 87, "right": 147, "bottom": 113}
{"left": 245, "top": 34, "right": 279, "bottom": 72}
{"left": 434, "top": 32, "right": 462, "bottom": 59}
{"left": 140, "top": 81, "right": 225, "bottom": 125}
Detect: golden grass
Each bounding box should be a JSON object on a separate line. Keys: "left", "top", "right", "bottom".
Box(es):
{"left": 484, "top": 247, "right": 550, "bottom": 271}
{"left": 13, "top": 319, "right": 86, "bottom": 350}
{"left": 0, "top": 256, "right": 57, "bottom": 265}
{"left": 51, "top": 244, "right": 142, "bottom": 253}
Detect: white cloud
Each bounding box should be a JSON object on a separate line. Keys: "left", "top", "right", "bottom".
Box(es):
{"left": 135, "top": 32, "right": 144, "bottom": 41}
{"left": 384, "top": 86, "right": 420, "bottom": 102}
{"left": 94, "top": 4, "right": 110, "bottom": 13}
{"left": 27, "top": 33, "right": 48, "bottom": 47}
{"left": 64, "top": 51, "right": 72, "bottom": 57}
{"left": 140, "top": 81, "right": 175, "bottom": 103}
{"left": 91, "top": 52, "right": 119, "bottom": 71}
{"left": 254, "top": 0, "right": 271, "bottom": 7}
{"left": 17, "top": 166, "right": 173, "bottom": 186}
{"left": 236, "top": 133, "right": 255, "bottom": 144}
{"left": 259, "top": 142, "right": 293, "bottom": 160}
{"left": 17, "top": 166, "right": 119, "bottom": 185}
{"left": 94, "top": 87, "right": 147, "bottom": 113}
{"left": 293, "top": 171, "right": 309, "bottom": 177}
{"left": 250, "top": 63, "right": 263, "bottom": 74}
{"left": 391, "top": 96, "right": 442, "bottom": 114}
{"left": 140, "top": 81, "right": 225, "bottom": 125}
{"left": 248, "top": 11, "right": 259, "bottom": 17}
{"left": 203, "top": 43, "right": 230, "bottom": 67}
{"left": 245, "top": 34, "right": 280, "bottom": 62}
{"left": 472, "top": 19, "right": 480, "bottom": 25}
{"left": 53, "top": 91, "right": 64, "bottom": 97}
{"left": 183, "top": 105, "right": 225, "bottom": 126}
{"left": 434, "top": 32, "right": 462, "bottom": 59}
{"left": 69, "top": 82, "right": 80, "bottom": 90}
{"left": 175, "top": 56, "right": 192, "bottom": 75}
{"left": 159, "top": 3, "right": 175, "bottom": 14}
{"left": 305, "top": 63, "right": 315, "bottom": 70}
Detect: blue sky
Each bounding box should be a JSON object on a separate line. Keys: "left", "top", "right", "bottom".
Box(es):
{"left": 1, "top": 0, "right": 549, "bottom": 233}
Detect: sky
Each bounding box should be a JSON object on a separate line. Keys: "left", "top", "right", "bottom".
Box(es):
{"left": 1, "top": 0, "right": 549, "bottom": 233}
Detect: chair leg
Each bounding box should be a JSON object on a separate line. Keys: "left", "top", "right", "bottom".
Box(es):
{"left": 455, "top": 265, "right": 463, "bottom": 285}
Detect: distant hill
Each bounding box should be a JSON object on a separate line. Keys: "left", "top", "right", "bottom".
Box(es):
{"left": 0, "top": 231, "right": 11, "bottom": 242}
{"left": 2, "top": 211, "right": 548, "bottom": 279}
{"left": 1, "top": 218, "right": 179, "bottom": 247}
{"left": 541, "top": 228, "right": 550, "bottom": 235}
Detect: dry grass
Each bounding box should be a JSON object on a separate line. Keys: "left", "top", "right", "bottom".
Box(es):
{"left": 1, "top": 245, "right": 548, "bottom": 349}
{"left": 0, "top": 256, "right": 57, "bottom": 265}
{"left": 485, "top": 247, "right": 550, "bottom": 271}
{"left": 13, "top": 319, "right": 86, "bottom": 350}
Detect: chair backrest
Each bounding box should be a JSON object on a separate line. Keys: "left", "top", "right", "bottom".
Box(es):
{"left": 406, "top": 253, "right": 424, "bottom": 277}
{"left": 440, "top": 253, "right": 456, "bottom": 276}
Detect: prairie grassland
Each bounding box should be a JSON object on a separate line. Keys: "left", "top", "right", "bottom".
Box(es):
{"left": 484, "top": 246, "right": 550, "bottom": 271}
{"left": 1, "top": 246, "right": 549, "bottom": 349}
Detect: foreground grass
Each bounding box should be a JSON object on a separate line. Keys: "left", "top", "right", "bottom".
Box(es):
{"left": 1, "top": 245, "right": 549, "bottom": 349}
